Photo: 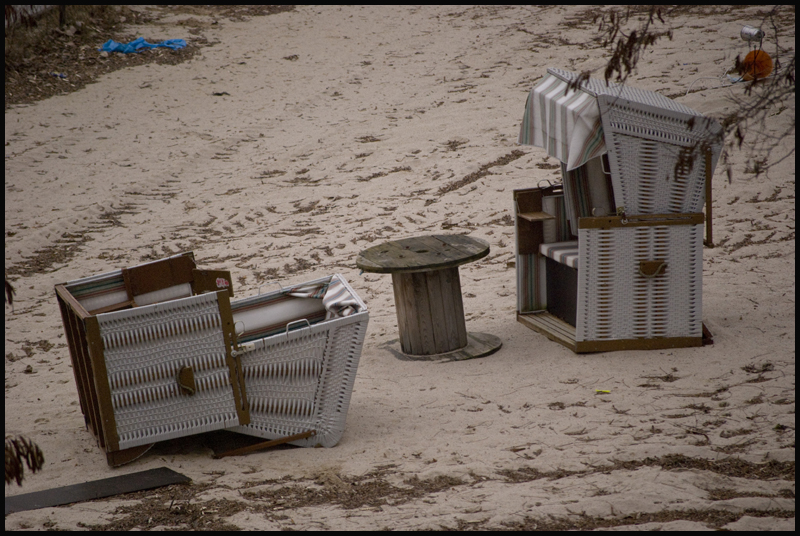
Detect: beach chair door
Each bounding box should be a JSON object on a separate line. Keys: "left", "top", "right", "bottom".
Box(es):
{"left": 89, "top": 289, "right": 249, "bottom": 453}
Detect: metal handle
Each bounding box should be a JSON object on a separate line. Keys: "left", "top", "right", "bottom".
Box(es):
{"left": 639, "top": 261, "right": 667, "bottom": 278}
{"left": 231, "top": 341, "right": 256, "bottom": 357}
{"left": 258, "top": 281, "right": 283, "bottom": 295}
{"left": 286, "top": 319, "right": 311, "bottom": 334}
{"left": 234, "top": 320, "right": 246, "bottom": 337}
{"left": 616, "top": 206, "right": 628, "bottom": 225}
{"left": 177, "top": 365, "right": 196, "bottom": 396}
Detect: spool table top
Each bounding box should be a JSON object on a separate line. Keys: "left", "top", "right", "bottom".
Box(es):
{"left": 356, "top": 234, "right": 490, "bottom": 274}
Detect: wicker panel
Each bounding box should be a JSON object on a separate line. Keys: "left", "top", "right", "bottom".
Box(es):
{"left": 234, "top": 328, "right": 328, "bottom": 438}
{"left": 232, "top": 274, "right": 369, "bottom": 448}
{"left": 96, "top": 292, "right": 243, "bottom": 450}
{"left": 312, "top": 319, "right": 368, "bottom": 446}
{"left": 598, "top": 95, "right": 720, "bottom": 215}
{"left": 577, "top": 223, "right": 703, "bottom": 342}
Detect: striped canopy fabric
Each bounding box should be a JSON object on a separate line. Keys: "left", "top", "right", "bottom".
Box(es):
{"left": 288, "top": 275, "right": 363, "bottom": 319}
{"left": 518, "top": 71, "right": 606, "bottom": 171}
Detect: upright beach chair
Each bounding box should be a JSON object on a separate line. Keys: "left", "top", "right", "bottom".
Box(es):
{"left": 515, "top": 68, "right": 722, "bottom": 352}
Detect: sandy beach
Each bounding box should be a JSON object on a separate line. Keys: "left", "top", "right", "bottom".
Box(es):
{"left": 5, "top": 5, "right": 794, "bottom": 530}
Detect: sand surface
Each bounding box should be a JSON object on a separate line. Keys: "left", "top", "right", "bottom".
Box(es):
{"left": 5, "top": 5, "right": 794, "bottom": 530}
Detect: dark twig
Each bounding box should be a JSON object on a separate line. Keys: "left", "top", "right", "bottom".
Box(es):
{"left": 5, "top": 435, "right": 45, "bottom": 486}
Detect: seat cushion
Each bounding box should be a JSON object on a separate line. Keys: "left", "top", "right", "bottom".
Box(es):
{"left": 540, "top": 241, "right": 579, "bottom": 269}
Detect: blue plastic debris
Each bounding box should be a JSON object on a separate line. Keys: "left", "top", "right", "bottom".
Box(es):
{"left": 100, "top": 37, "right": 187, "bottom": 54}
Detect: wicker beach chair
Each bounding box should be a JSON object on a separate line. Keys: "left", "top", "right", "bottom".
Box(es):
{"left": 56, "top": 254, "right": 368, "bottom": 464}
{"left": 55, "top": 253, "right": 245, "bottom": 465}
{"left": 515, "top": 68, "right": 721, "bottom": 352}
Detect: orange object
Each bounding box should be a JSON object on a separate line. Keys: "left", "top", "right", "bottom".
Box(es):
{"left": 740, "top": 50, "right": 773, "bottom": 81}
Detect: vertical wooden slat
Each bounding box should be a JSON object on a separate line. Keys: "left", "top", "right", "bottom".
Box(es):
{"left": 392, "top": 268, "right": 468, "bottom": 356}
{"left": 704, "top": 147, "right": 713, "bottom": 247}
{"left": 217, "top": 290, "right": 250, "bottom": 425}
{"left": 57, "top": 294, "right": 88, "bottom": 421}
{"left": 392, "top": 272, "right": 414, "bottom": 353}
{"left": 56, "top": 286, "right": 105, "bottom": 444}
{"left": 409, "top": 272, "right": 434, "bottom": 354}
{"left": 425, "top": 270, "right": 449, "bottom": 353}
{"left": 85, "top": 316, "right": 119, "bottom": 453}
{"left": 437, "top": 268, "right": 467, "bottom": 351}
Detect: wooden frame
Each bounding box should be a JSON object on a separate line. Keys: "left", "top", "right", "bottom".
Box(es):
{"left": 57, "top": 258, "right": 371, "bottom": 465}
{"left": 514, "top": 188, "right": 705, "bottom": 353}
{"left": 55, "top": 253, "right": 245, "bottom": 466}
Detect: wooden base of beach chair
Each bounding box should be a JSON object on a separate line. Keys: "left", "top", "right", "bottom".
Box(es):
{"left": 517, "top": 311, "right": 703, "bottom": 354}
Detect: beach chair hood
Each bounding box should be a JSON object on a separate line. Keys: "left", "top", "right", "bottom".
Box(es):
{"left": 519, "top": 68, "right": 723, "bottom": 215}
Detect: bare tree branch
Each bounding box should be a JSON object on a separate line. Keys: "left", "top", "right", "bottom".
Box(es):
{"left": 594, "top": 6, "right": 795, "bottom": 182}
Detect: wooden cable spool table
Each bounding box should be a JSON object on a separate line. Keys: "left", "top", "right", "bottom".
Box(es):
{"left": 357, "top": 234, "right": 502, "bottom": 360}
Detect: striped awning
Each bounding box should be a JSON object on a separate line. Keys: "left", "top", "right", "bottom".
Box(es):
{"left": 518, "top": 71, "right": 606, "bottom": 171}
{"left": 289, "top": 275, "right": 362, "bottom": 319}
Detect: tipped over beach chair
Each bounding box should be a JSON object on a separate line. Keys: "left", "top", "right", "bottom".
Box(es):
{"left": 55, "top": 253, "right": 245, "bottom": 465}
{"left": 56, "top": 253, "right": 368, "bottom": 465}
{"left": 515, "top": 68, "right": 722, "bottom": 353}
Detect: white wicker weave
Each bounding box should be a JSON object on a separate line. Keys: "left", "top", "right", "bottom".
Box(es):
{"left": 96, "top": 292, "right": 244, "bottom": 450}
{"left": 230, "top": 274, "right": 369, "bottom": 447}
{"left": 576, "top": 223, "right": 703, "bottom": 342}
{"left": 598, "top": 95, "right": 721, "bottom": 215}
{"left": 516, "top": 70, "right": 714, "bottom": 352}
{"left": 545, "top": 68, "right": 722, "bottom": 216}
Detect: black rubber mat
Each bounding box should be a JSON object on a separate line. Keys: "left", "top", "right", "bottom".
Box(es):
{"left": 5, "top": 467, "right": 190, "bottom": 514}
